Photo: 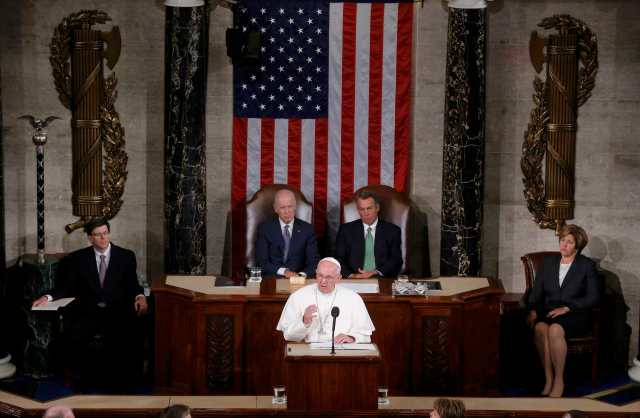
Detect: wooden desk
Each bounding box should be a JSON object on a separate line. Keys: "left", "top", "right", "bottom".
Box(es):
{"left": 285, "top": 343, "right": 380, "bottom": 410}
{"left": 153, "top": 277, "right": 504, "bottom": 396}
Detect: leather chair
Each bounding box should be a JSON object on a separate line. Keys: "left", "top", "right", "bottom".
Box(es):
{"left": 521, "top": 251, "right": 600, "bottom": 386}
{"left": 342, "top": 185, "right": 412, "bottom": 275}
{"left": 245, "top": 184, "right": 313, "bottom": 268}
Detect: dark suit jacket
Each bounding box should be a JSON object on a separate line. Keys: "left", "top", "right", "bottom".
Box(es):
{"left": 528, "top": 254, "right": 600, "bottom": 312}
{"left": 334, "top": 219, "right": 402, "bottom": 277}
{"left": 255, "top": 217, "right": 320, "bottom": 277}
{"left": 50, "top": 244, "right": 144, "bottom": 386}
{"left": 52, "top": 244, "right": 143, "bottom": 325}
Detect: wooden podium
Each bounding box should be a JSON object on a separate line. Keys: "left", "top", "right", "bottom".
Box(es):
{"left": 284, "top": 343, "right": 381, "bottom": 410}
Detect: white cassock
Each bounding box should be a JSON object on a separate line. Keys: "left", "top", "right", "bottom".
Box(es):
{"left": 276, "top": 283, "right": 375, "bottom": 343}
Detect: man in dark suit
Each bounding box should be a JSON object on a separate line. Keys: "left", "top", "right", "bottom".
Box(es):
{"left": 335, "top": 190, "right": 402, "bottom": 278}
{"left": 255, "top": 189, "right": 320, "bottom": 277}
{"left": 33, "top": 218, "right": 147, "bottom": 392}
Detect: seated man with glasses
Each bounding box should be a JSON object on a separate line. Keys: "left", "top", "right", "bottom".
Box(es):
{"left": 33, "top": 217, "right": 147, "bottom": 392}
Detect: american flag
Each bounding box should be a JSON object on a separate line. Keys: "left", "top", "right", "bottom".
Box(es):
{"left": 231, "top": 0, "right": 413, "bottom": 275}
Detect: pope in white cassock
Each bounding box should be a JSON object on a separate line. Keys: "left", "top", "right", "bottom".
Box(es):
{"left": 276, "top": 257, "right": 375, "bottom": 343}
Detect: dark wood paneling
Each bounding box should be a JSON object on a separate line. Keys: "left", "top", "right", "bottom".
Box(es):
{"left": 154, "top": 292, "right": 196, "bottom": 393}
{"left": 461, "top": 295, "right": 501, "bottom": 395}
{"left": 195, "top": 303, "right": 245, "bottom": 394}
{"left": 154, "top": 277, "right": 503, "bottom": 396}
{"left": 206, "top": 314, "right": 234, "bottom": 391}
{"left": 245, "top": 301, "right": 287, "bottom": 394}
{"left": 286, "top": 354, "right": 380, "bottom": 410}
{"left": 368, "top": 301, "right": 412, "bottom": 394}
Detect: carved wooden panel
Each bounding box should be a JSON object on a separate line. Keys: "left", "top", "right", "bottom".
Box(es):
{"left": 206, "top": 315, "right": 234, "bottom": 391}
{"left": 422, "top": 316, "right": 449, "bottom": 392}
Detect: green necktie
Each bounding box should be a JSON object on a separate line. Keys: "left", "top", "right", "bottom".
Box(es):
{"left": 363, "top": 226, "right": 375, "bottom": 271}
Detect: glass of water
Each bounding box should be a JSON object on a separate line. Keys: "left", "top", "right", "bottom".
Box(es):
{"left": 377, "top": 386, "right": 389, "bottom": 405}
{"left": 248, "top": 266, "right": 262, "bottom": 283}
{"left": 272, "top": 385, "right": 287, "bottom": 405}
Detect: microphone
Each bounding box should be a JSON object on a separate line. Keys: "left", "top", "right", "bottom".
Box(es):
{"left": 330, "top": 307, "right": 340, "bottom": 355}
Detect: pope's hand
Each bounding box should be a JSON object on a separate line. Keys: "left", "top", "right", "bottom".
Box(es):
{"left": 303, "top": 305, "right": 318, "bottom": 326}
{"left": 334, "top": 333, "right": 355, "bottom": 344}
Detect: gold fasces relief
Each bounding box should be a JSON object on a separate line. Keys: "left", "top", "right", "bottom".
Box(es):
{"left": 50, "top": 10, "right": 127, "bottom": 233}
{"left": 521, "top": 15, "right": 598, "bottom": 234}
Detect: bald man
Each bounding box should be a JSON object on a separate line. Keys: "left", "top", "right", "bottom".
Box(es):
{"left": 276, "top": 257, "right": 375, "bottom": 343}
{"left": 255, "top": 189, "right": 320, "bottom": 277}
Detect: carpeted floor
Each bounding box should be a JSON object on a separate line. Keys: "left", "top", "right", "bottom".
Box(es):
{"left": 587, "top": 382, "right": 640, "bottom": 406}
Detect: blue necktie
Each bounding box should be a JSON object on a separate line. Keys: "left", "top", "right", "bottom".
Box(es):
{"left": 283, "top": 225, "right": 291, "bottom": 261}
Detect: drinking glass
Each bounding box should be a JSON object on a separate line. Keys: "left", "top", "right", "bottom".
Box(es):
{"left": 377, "top": 386, "right": 389, "bottom": 405}
{"left": 272, "top": 385, "right": 287, "bottom": 405}
{"left": 248, "top": 266, "right": 262, "bottom": 283}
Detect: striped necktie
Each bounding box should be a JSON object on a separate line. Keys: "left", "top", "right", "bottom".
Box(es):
{"left": 99, "top": 255, "right": 107, "bottom": 287}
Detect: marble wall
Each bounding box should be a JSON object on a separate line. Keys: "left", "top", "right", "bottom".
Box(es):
{"left": 0, "top": 0, "right": 638, "bottom": 360}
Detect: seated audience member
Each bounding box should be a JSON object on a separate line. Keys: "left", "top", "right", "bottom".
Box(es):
{"left": 32, "top": 218, "right": 148, "bottom": 392}
{"left": 276, "top": 257, "right": 375, "bottom": 343}
{"left": 563, "top": 411, "right": 589, "bottom": 418}
{"left": 430, "top": 398, "right": 465, "bottom": 418}
{"left": 159, "top": 404, "right": 191, "bottom": 418}
{"left": 527, "top": 224, "right": 600, "bottom": 398}
{"left": 255, "top": 189, "right": 320, "bottom": 277}
{"left": 335, "top": 190, "right": 402, "bottom": 278}
{"left": 43, "top": 406, "right": 74, "bottom": 418}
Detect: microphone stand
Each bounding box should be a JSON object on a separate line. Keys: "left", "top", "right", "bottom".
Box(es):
{"left": 330, "top": 314, "right": 337, "bottom": 355}
{"left": 330, "top": 307, "right": 339, "bottom": 355}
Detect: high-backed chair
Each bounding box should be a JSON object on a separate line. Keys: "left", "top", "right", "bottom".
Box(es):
{"left": 245, "top": 184, "right": 313, "bottom": 268}
{"left": 342, "top": 185, "right": 412, "bottom": 275}
{"left": 521, "top": 251, "right": 600, "bottom": 386}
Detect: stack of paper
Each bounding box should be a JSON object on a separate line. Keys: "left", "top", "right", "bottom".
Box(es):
{"left": 31, "top": 297, "right": 75, "bottom": 311}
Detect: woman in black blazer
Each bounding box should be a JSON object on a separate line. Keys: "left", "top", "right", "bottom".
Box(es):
{"left": 527, "top": 224, "right": 600, "bottom": 398}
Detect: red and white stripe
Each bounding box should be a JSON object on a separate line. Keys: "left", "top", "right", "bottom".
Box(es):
{"left": 231, "top": 2, "right": 413, "bottom": 276}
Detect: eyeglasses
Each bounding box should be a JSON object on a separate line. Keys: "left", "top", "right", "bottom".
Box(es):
{"left": 91, "top": 232, "right": 110, "bottom": 238}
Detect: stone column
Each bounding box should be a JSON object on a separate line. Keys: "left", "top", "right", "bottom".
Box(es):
{"left": 164, "top": 0, "right": 209, "bottom": 274}
{"left": 440, "top": 0, "right": 488, "bottom": 276}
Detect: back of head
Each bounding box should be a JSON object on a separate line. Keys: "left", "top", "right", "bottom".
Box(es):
{"left": 159, "top": 404, "right": 191, "bottom": 418}
{"left": 433, "top": 398, "right": 465, "bottom": 418}
{"left": 43, "top": 406, "right": 74, "bottom": 418}
{"left": 564, "top": 411, "right": 589, "bottom": 418}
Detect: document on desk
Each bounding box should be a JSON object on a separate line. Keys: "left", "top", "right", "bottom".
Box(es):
{"left": 310, "top": 342, "right": 377, "bottom": 351}
{"left": 337, "top": 282, "right": 379, "bottom": 294}
{"left": 31, "top": 297, "right": 75, "bottom": 311}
